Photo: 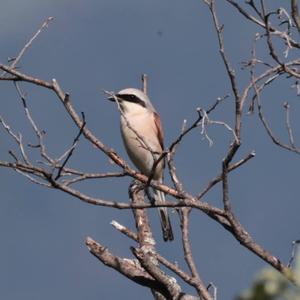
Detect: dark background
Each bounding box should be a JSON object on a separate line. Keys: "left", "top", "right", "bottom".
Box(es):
{"left": 1, "top": 1, "right": 299, "bottom": 299}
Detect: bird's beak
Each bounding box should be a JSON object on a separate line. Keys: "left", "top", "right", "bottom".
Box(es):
{"left": 103, "top": 90, "right": 118, "bottom": 102}
{"left": 107, "top": 95, "right": 115, "bottom": 102}
{"left": 107, "top": 94, "right": 122, "bottom": 102}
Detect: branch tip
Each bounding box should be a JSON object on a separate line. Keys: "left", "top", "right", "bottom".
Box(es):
{"left": 110, "top": 220, "right": 125, "bottom": 231}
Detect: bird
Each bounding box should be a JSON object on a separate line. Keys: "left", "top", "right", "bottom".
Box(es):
{"left": 108, "top": 88, "right": 174, "bottom": 241}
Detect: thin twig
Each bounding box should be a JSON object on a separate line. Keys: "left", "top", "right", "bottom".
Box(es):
{"left": 206, "top": 0, "right": 240, "bottom": 102}
{"left": 246, "top": 48, "right": 300, "bottom": 155}
{"left": 142, "top": 74, "right": 148, "bottom": 95}
{"left": 167, "top": 151, "right": 184, "bottom": 193}
{"left": 168, "top": 95, "right": 226, "bottom": 155}
{"left": 291, "top": 0, "right": 300, "bottom": 34}
{"left": 62, "top": 171, "right": 126, "bottom": 185}
{"left": 283, "top": 102, "right": 295, "bottom": 148}
{"left": 257, "top": 92, "right": 300, "bottom": 154}
{"left": 111, "top": 220, "right": 213, "bottom": 291}
{"left": 55, "top": 113, "right": 86, "bottom": 180}
{"left": 0, "top": 115, "right": 21, "bottom": 145}
{"left": 132, "top": 247, "right": 182, "bottom": 299}
{"left": 1, "top": 17, "right": 54, "bottom": 76}
{"left": 261, "top": 1, "right": 282, "bottom": 65}
{"left": 181, "top": 209, "right": 199, "bottom": 278}
{"left": 8, "top": 150, "right": 18, "bottom": 162}
{"left": 197, "top": 151, "right": 255, "bottom": 199}
{"left": 288, "top": 239, "right": 300, "bottom": 267}
{"left": 247, "top": 0, "right": 264, "bottom": 20}
{"left": 14, "top": 82, "right": 53, "bottom": 163}
{"left": 228, "top": 0, "right": 300, "bottom": 50}
{"left": 277, "top": 8, "right": 293, "bottom": 34}
{"left": 15, "top": 169, "right": 50, "bottom": 187}
{"left": 0, "top": 157, "right": 225, "bottom": 213}
{"left": 0, "top": 115, "right": 30, "bottom": 164}
{"left": 225, "top": 0, "right": 265, "bottom": 28}
{"left": 207, "top": 282, "right": 217, "bottom": 300}
{"left": 198, "top": 107, "right": 238, "bottom": 146}
{"left": 181, "top": 208, "right": 213, "bottom": 299}
{"left": 86, "top": 237, "right": 159, "bottom": 290}
{"left": 147, "top": 95, "right": 226, "bottom": 191}
{"left": 49, "top": 179, "right": 226, "bottom": 214}
{"left": 0, "top": 64, "right": 53, "bottom": 88}
{"left": 260, "top": 1, "right": 300, "bottom": 79}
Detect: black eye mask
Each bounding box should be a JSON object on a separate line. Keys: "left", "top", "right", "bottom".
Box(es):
{"left": 116, "top": 94, "right": 146, "bottom": 108}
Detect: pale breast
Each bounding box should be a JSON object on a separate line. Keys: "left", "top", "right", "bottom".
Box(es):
{"left": 120, "top": 112, "right": 163, "bottom": 178}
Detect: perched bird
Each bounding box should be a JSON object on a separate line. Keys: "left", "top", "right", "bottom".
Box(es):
{"left": 108, "top": 88, "right": 174, "bottom": 241}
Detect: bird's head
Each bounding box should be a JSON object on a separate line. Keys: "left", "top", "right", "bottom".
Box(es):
{"left": 108, "top": 88, "right": 155, "bottom": 114}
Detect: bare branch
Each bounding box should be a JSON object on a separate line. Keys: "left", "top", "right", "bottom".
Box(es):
{"left": 197, "top": 151, "right": 255, "bottom": 200}
{"left": 0, "top": 115, "right": 22, "bottom": 146}
{"left": 111, "top": 220, "right": 213, "bottom": 290}
{"left": 246, "top": 0, "right": 264, "bottom": 20}
{"left": 62, "top": 171, "right": 126, "bottom": 185}
{"left": 50, "top": 179, "right": 226, "bottom": 214}
{"left": 205, "top": 0, "right": 240, "bottom": 104}
{"left": 15, "top": 169, "right": 51, "bottom": 187}
{"left": 132, "top": 247, "right": 182, "bottom": 299}
{"left": 0, "top": 75, "right": 19, "bottom": 81}
{"left": 261, "top": 1, "right": 283, "bottom": 65}
{"left": 169, "top": 95, "right": 226, "bottom": 154}
{"left": 259, "top": 2, "right": 300, "bottom": 79}
{"left": 13, "top": 141, "right": 27, "bottom": 160}
{"left": 167, "top": 151, "right": 184, "bottom": 193}
{"left": 198, "top": 107, "right": 238, "bottom": 146}
{"left": 257, "top": 92, "right": 300, "bottom": 154}
{"left": 277, "top": 8, "right": 293, "bottom": 35}
{"left": 181, "top": 208, "right": 213, "bottom": 299}
{"left": 181, "top": 208, "right": 199, "bottom": 278}
{"left": 228, "top": 0, "right": 300, "bottom": 50}
{"left": 207, "top": 282, "right": 217, "bottom": 300}
{"left": 291, "top": 0, "right": 300, "bottom": 34}
{"left": 149, "top": 95, "right": 226, "bottom": 193}
{"left": 129, "top": 182, "right": 156, "bottom": 250}
{"left": 0, "top": 64, "right": 53, "bottom": 88}
{"left": 225, "top": 0, "right": 265, "bottom": 28}
{"left": 54, "top": 113, "right": 86, "bottom": 180}
{"left": 0, "top": 155, "right": 224, "bottom": 214}
{"left": 283, "top": 101, "right": 296, "bottom": 148}
{"left": 149, "top": 95, "right": 226, "bottom": 192}
{"left": 86, "top": 237, "right": 160, "bottom": 289}
{"left": 0, "top": 115, "right": 30, "bottom": 163}
{"left": 1, "top": 17, "right": 54, "bottom": 76}
{"left": 111, "top": 220, "right": 138, "bottom": 241}
{"left": 288, "top": 239, "right": 300, "bottom": 268}
{"left": 142, "top": 74, "right": 148, "bottom": 95}
{"left": 14, "top": 82, "right": 53, "bottom": 164}
{"left": 129, "top": 182, "right": 180, "bottom": 299}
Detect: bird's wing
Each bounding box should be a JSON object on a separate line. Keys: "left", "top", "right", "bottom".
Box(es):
{"left": 153, "top": 112, "right": 164, "bottom": 150}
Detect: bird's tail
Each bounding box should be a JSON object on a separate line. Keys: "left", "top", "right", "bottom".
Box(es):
{"left": 153, "top": 188, "right": 174, "bottom": 241}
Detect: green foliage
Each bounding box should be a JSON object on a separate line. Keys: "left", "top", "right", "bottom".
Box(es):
{"left": 236, "top": 249, "right": 300, "bottom": 300}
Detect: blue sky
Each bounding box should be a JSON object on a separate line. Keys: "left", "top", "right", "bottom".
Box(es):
{"left": 1, "top": 1, "right": 300, "bottom": 299}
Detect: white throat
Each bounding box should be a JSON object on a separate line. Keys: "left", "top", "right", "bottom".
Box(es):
{"left": 119, "top": 101, "right": 148, "bottom": 115}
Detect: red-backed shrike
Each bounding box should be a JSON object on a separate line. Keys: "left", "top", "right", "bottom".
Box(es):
{"left": 108, "top": 88, "right": 174, "bottom": 241}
